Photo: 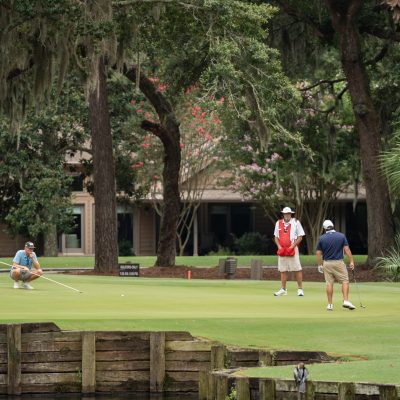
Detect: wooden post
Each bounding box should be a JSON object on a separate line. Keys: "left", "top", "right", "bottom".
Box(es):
{"left": 208, "top": 373, "right": 216, "bottom": 400}
{"left": 259, "top": 378, "right": 276, "bottom": 400}
{"left": 216, "top": 374, "right": 228, "bottom": 400}
{"left": 338, "top": 382, "right": 355, "bottom": 400}
{"left": 82, "top": 331, "right": 96, "bottom": 393}
{"left": 379, "top": 385, "right": 398, "bottom": 400}
{"left": 7, "top": 324, "right": 21, "bottom": 395}
{"left": 236, "top": 377, "right": 250, "bottom": 400}
{"left": 218, "top": 258, "right": 226, "bottom": 275}
{"left": 259, "top": 350, "right": 273, "bottom": 366}
{"left": 150, "top": 331, "right": 165, "bottom": 392}
{"left": 306, "top": 380, "right": 315, "bottom": 400}
{"left": 250, "top": 259, "right": 263, "bottom": 280}
{"left": 211, "top": 345, "right": 226, "bottom": 370}
{"left": 199, "top": 370, "right": 209, "bottom": 400}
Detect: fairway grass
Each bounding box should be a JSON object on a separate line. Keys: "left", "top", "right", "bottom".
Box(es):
{"left": 0, "top": 254, "right": 367, "bottom": 268}
{"left": 1, "top": 274, "right": 399, "bottom": 384}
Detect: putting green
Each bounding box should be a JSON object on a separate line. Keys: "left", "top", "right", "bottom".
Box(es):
{"left": 1, "top": 274, "right": 399, "bottom": 383}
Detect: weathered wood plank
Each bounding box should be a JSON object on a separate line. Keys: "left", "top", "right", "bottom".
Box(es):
{"left": 228, "top": 350, "right": 259, "bottom": 362}
{"left": 95, "top": 331, "right": 150, "bottom": 341}
{"left": 96, "top": 370, "right": 150, "bottom": 382}
{"left": 96, "top": 350, "right": 149, "bottom": 361}
{"left": 21, "top": 361, "right": 81, "bottom": 373}
{"left": 82, "top": 331, "right": 96, "bottom": 393}
{"left": 0, "top": 323, "right": 60, "bottom": 334}
{"left": 163, "top": 380, "right": 199, "bottom": 392}
{"left": 216, "top": 374, "right": 228, "bottom": 400}
{"left": 0, "top": 353, "right": 6, "bottom": 363}
{"left": 166, "top": 340, "right": 219, "bottom": 352}
{"left": 20, "top": 383, "right": 81, "bottom": 393}
{"left": 0, "top": 374, "right": 6, "bottom": 384}
{"left": 21, "top": 372, "right": 81, "bottom": 384}
{"left": 166, "top": 350, "right": 211, "bottom": 362}
{"left": 96, "top": 360, "right": 150, "bottom": 371}
{"left": 275, "top": 351, "right": 330, "bottom": 362}
{"left": 167, "top": 371, "right": 201, "bottom": 382}
{"left": 236, "top": 377, "right": 250, "bottom": 400}
{"left": 355, "top": 383, "right": 380, "bottom": 395}
{"left": 150, "top": 331, "right": 165, "bottom": 393}
{"left": 338, "top": 382, "right": 355, "bottom": 399}
{"left": 0, "top": 334, "right": 6, "bottom": 344}
{"left": 22, "top": 331, "right": 81, "bottom": 343}
{"left": 0, "top": 364, "right": 6, "bottom": 373}
{"left": 165, "top": 331, "right": 193, "bottom": 341}
{"left": 0, "top": 344, "right": 6, "bottom": 353}
{"left": 314, "top": 381, "right": 339, "bottom": 394}
{"left": 198, "top": 370, "right": 208, "bottom": 400}
{"left": 211, "top": 345, "right": 226, "bottom": 370}
{"left": 0, "top": 384, "right": 6, "bottom": 394}
{"left": 21, "top": 341, "right": 81, "bottom": 352}
{"left": 379, "top": 385, "right": 398, "bottom": 399}
{"left": 7, "top": 324, "right": 21, "bottom": 395}
{"left": 259, "top": 379, "right": 276, "bottom": 400}
{"left": 95, "top": 339, "right": 149, "bottom": 351}
{"left": 165, "top": 360, "right": 210, "bottom": 372}
{"left": 21, "top": 350, "right": 81, "bottom": 363}
{"left": 95, "top": 380, "right": 150, "bottom": 392}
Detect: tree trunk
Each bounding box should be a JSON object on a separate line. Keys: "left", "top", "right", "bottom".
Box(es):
{"left": 125, "top": 67, "right": 181, "bottom": 267}
{"left": 89, "top": 57, "right": 119, "bottom": 273}
{"left": 326, "top": 0, "right": 395, "bottom": 263}
{"left": 155, "top": 127, "right": 181, "bottom": 266}
{"left": 43, "top": 224, "right": 58, "bottom": 257}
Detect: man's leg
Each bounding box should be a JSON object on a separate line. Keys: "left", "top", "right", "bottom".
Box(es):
{"left": 281, "top": 272, "right": 288, "bottom": 289}
{"left": 295, "top": 271, "right": 303, "bottom": 288}
{"left": 326, "top": 282, "right": 334, "bottom": 304}
{"left": 27, "top": 269, "right": 43, "bottom": 281}
{"left": 342, "top": 282, "right": 349, "bottom": 301}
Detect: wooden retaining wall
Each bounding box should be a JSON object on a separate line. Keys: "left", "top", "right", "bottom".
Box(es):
{"left": 0, "top": 322, "right": 331, "bottom": 396}
{"left": 200, "top": 371, "right": 400, "bottom": 400}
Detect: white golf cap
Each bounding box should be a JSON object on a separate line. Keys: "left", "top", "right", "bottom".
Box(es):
{"left": 322, "top": 220, "right": 334, "bottom": 229}
{"left": 281, "top": 207, "right": 295, "bottom": 214}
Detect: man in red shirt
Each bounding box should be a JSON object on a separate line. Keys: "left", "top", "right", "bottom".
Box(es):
{"left": 274, "top": 207, "right": 305, "bottom": 296}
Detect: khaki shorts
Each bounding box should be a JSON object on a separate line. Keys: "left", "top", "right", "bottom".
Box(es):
{"left": 323, "top": 260, "right": 349, "bottom": 284}
{"left": 278, "top": 247, "right": 302, "bottom": 272}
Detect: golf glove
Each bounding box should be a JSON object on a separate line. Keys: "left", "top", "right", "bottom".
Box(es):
{"left": 317, "top": 265, "right": 324, "bottom": 274}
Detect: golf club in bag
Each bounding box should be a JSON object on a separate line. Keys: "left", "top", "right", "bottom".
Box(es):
{"left": 352, "top": 269, "right": 366, "bottom": 308}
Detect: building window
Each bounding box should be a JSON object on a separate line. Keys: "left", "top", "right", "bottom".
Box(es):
{"left": 61, "top": 205, "right": 84, "bottom": 253}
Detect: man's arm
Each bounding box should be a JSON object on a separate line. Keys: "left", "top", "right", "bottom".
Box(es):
{"left": 316, "top": 250, "right": 323, "bottom": 266}
{"left": 344, "top": 245, "right": 354, "bottom": 269}
{"left": 274, "top": 236, "right": 281, "bottom": 249}
{"left": 291, "top": 236, "right": 303, "bottom": 248}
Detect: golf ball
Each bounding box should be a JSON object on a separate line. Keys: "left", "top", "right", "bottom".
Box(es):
{"left": 121, "top": 294, "right": 125, "bottom": 297}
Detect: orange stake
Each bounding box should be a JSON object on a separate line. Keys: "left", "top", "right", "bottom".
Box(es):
{"left": 188, "top": 270, "right": 191, "bottom": 280}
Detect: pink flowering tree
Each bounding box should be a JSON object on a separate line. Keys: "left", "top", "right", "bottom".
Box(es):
{"left": 129, "top": 88, "right": 225, "bottom": 255}
{"left": 221, "top": 80, "right": 359, "bottom": 253}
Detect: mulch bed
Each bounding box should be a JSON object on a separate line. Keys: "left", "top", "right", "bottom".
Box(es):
{"left": 75, "top": 264, "right": 384, "bottom": 282}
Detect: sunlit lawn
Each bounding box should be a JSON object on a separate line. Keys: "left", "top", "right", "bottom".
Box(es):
{"left": 0, "top": 254, "right": 368, "bottom": 268}
{"left": 0, "top": 273, "right": 398, "bottom": 384}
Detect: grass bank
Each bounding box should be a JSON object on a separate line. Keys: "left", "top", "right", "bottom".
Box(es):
{"left": 0, "top": 275, "right": 398, "bottom": 384}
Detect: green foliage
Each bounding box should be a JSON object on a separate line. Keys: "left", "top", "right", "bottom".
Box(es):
{"left": 234, "top": 232, "right": 269, "bottom": 255}
{"left": 118, "top": 240, "right": 134, "bottom": 257}
{"left": 225, "top": 387, "right": 237, "bottom": 400}
{"left": 375, "top": 235, "right": 400, "bottom": 282}
{"left": 207, "top": 246, "right": 234, "bottom": 256}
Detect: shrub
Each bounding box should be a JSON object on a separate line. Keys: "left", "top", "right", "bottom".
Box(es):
{"left": 234, "top": 232, "right": 268, "bottom": 255}
{"left": 118, "top": 240, "right": 134, "bottom": 256}
{"left": 207, "top": 245, "right": 234, "bottom": 256}
{"left": 375, "top": 234, "right": 400, "bottom": 281}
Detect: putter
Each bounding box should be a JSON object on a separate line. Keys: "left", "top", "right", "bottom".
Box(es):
{"left": 352, "top": 269, "right": 366, "bottom": 308}
{"left": 0, "top": 261, "right": 83, "bottom": 293}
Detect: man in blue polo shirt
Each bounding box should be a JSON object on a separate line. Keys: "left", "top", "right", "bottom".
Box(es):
{"left": 316, "top": 220, "right": 356, "bottom": 311}
{"left": 11, "top": 241, "right": 43, "bottom": 290}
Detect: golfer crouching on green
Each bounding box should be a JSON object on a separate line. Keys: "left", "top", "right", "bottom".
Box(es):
{"left": 316, "top": 220, "right": 356, "bottom": 311}
{"left": 10, "top": 241, "right": 43, "bottom": 290}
